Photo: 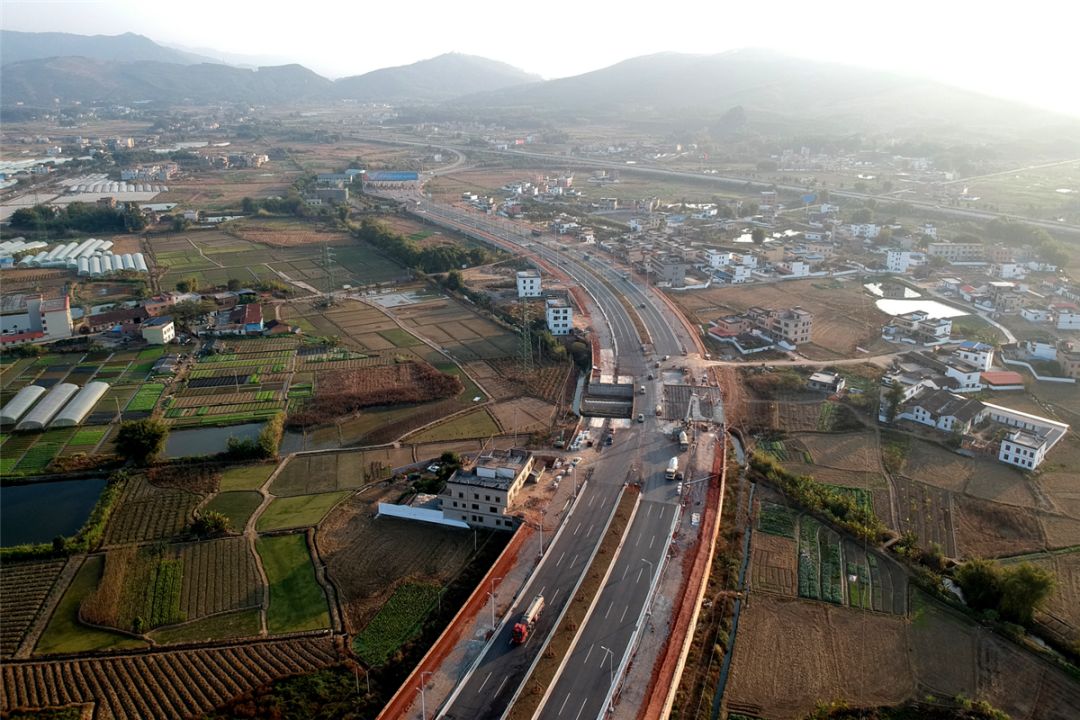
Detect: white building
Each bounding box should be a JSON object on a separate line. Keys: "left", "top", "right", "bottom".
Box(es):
{"left": 706, "top": 249, "right": 734, "bottom": 268}
{"left": 142, "top": 316, "right": 175, "bottom": 345}
{"left": 993, "top": 263, "right": 1024, "bottom": 280}
{"left": 954, "top": 341, "right": 994, "bottom": 371}
{"left": 516, "top": 270, "right": 542, "bottom": 298}
{"left": 1056, "top": 310, "right": 1080, "bottom": 331}
{"left": 985, "top": 403, "right": 1069, "bottom": 471}
{"left": 1, "top": 294, "right": 73, "bottom": 345}
{"left": 545, "top": 298, "right": 573, "bottom": 335}
{"left": 849, "top": 223, "right": 881, "bottom": 239}
{"left": 886, "top": 250, "right": 913, "bottom": 273}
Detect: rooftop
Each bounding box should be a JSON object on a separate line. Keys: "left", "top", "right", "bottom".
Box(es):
{"left": 144, "top": 315, "right": 173, "bottom": 327}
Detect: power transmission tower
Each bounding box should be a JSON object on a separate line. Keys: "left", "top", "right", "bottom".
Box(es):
{"left": 322, "top": 243, "right": 336, "bottom": 306}
{"left": 519, "top": 296, "right": 533, "bottom": 374}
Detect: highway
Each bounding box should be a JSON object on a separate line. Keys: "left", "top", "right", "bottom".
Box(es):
{"left": 370, "top": 174, "right": 703, "bottom": 720}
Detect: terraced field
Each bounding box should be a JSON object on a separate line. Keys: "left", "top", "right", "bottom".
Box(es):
{"left": 1, "top": 636, "right": 341, "bottom": 719}
{"left": 0, "top": 559, "right": 67, "bottom": 658}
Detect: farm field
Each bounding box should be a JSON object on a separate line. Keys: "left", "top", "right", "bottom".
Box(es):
{"left": 725, "top": 589, "right": 1080, "bottom": 720}
{"left": 219, "top": 462, "right": 276, "bottom": 491}
{"left": 724, "top": 594, "right": 914, "bottom": 720}
{"left": 176, "top": 537, "right": 263, "bottom": 620}
{"left": 1002, "top": 549, "right": 1080, "bottom": 646}
{"left": 0, "top": 559, "right": 68, "bottom": 658}
{"left": 256, "top": 491, "right": 351, "bottom": 531}
{"left": 256, "top": 533, "right": 331, "bottom": 634}
{"left": 671, "top": 278, "right": 893, "bottom": 357}
{"left": 270, "top": 446, "right": 412, "bottom": 496}
{"left": 103, "top": 474, "right": 203, "bottom": 546}
{"left": 317, "top": 480, "right": 505, "bottom": 633}
{"left": 2, "top": 636, "right": 341, "bottom": 719}
{"left": 405, "top": 406, "right": 501, "bottom": 443}
{"left": 353, "top": 582, "right": 440, "bottom": 666}
{"left": 35, "top": 556, "right": 147, "bottom": 655}
{"left": 204, "top": 491, "right": 262, "bottom": 530}
{"left": 151, "top": 227, "right": 407, "bottom": 292}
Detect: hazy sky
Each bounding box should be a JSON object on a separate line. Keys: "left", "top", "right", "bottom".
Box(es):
{"left": 4, "top": 0, "right": 1080, "bottom": 116}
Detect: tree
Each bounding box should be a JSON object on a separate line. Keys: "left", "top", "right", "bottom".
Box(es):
{"left": 176, "top": 279, "right": 191, "bottom": 292}
{"left": 751, "top": 227, "right": 766, "bottom": 244}
{"left": 999, "top": 562, "right": 1055, "bottom": 624}
{"left": 226, "top": 278, "right": 242, "bottom": 291}
{"left": 115, "top": 419, "right": 169, "bottom": 465}
{"left": 955, "top": 558, "right": 1003, "bottom": 611}
{"left": 241, "top": 197, "right": 256, "bottom": 214}
{"left": 191, "top": 510, "right": 230, "bottom": 537}
{"left": 884, "top": 382, "right": 904, "bottom": 422}
{"left": 851, "top": 208, "right": 873, "bottom": 224}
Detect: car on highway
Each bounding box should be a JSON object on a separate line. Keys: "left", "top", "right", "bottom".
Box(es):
{"left": 639, "top": 303, "right": 646, "bottom": 308}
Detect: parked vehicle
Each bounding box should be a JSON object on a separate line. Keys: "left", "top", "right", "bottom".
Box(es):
{"left": 511, "top": 595, "right": 546, "bottom": 644}
{"left": 665, "top": 456, "right": 679, "bottom": 480}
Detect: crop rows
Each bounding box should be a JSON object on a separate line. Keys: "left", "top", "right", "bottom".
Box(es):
{"left": 0, "top": 560, "right": 66, "bottom": 658}
{"left": 758, "top": 440, "right": 788, "bottom": 461}
{"left": 797, "top": 519, "right": 820, "bottom": 600}
{"left": 104, "top": 478, "right": 201, "bottom": 545}
{"left": 353, "top": 583, "right": 440, "bottom": 666}
{"left": 200, "top": 351, "right": 292, "bottom": 363}
{"left": 13, "top": 442, "right": 62, "bottom": 475}
{"left": 0, "top": 636, "right": 340, "bottom": 719}
{"left": 126, "top": 384, "right": 165, "bottom": 412}
{"left": 178, "top": 538, "right": 263, "bottom": 619}
{"left": 68, "top": 427, "right": 108, "bottom": 447}
{"left": 820, "top": 530, "right": 843, "bottom": 604}
{"left": 757, "top": 502, "right": 797, "bottom": 538}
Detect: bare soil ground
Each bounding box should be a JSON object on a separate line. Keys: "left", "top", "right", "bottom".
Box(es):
{"left": 893, "top": 476, "right": 957, "bottom": 557}
{"left": 672, "top": 278, "right": 891, "bottom": 356}
{"left": 910, "top": 597, "right": 1080, "bottom": 720}
{"left": 724, "top": 594, "right": 914, "bottom": 720}
{"left": 317, "top": 481, "right": 488, "bottom": 633}
{"left": 954, "top": 494, "right": 1046, "bottom": 557}
{"left": 488, "top": 397, "right": 557, "bottom": 434}
{"left": 750, "top": 532, "right": 798, "bottom": 596}
{"left": 793, "top": 432, "right": 880, "bottom": 472}
{"left": 227, "top": 219, "right": 353, "bottom": 247}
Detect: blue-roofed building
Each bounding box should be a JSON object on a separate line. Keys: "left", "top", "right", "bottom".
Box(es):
{"left": 955, "top": 340, "right": 994, "bottom": 370}
{"left": 364, "top": 171, "right": 420, "bottom": 188}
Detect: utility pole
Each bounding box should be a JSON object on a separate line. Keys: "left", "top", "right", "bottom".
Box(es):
{"left": 488, "top": 576, "right": 503, "bottom": 630}
{"left": 322, "top": 243, "right": 336, "bottom": 306}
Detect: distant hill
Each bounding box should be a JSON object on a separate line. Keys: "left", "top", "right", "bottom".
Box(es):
{"left": 0, "top": 57, "right": 334, "bottom": 105}
{"left": 0, "top": 49, "right": 540, "bottom": 107}
{"left": 453, "top": 49, "right": 1078, "bottom": 136}
{"left": 0, "top": 30, "right": 216, "bottom": 67}
{"left": 333, "top": 53, "right": 541, "bottom": 102}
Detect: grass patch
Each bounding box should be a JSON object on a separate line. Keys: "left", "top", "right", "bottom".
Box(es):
{"left": 377, "top": 328, "right": 422, "bottom": 347}
{"left": 406, "top": 407, "right": 500, "bottom": 443}
{"left": 205, "top": 491, "right": 263, "bottom": 531}
{"left": 126, "top": 383, "right": 165, "bottom": 412}
{"left": 148, "top": 608, "right": 261, "bottom": 645}
{"left": 758, "top": 502, "right": 797, "bottom": 537}
{"left": 353, "top": 583, "right": 440, "bottom": 666}
{"left": 256, "top": 490, "right": 350, "bottom": 531}
{"left": 35, "top": 555, "right": 148, "bottom": 655}
{"left": 881, "top": 431, "right": 911, "bottom": 473}
{"left": 219, "top": 463, "right": 276, "bottom": 491}
{"left": 256, "top": 533, "right": 330, "bottom": 634}
{"left": 758, "top": 439, "right": 788, "bottom": 461}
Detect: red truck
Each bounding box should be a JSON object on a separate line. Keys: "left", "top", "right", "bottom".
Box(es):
{"left": 511, "top": 595, "right": 545, "bottom": 645}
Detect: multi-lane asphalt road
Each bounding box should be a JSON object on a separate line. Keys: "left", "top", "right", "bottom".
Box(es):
{"left": 367, "top": 178, "right": 707, "bottom": 720}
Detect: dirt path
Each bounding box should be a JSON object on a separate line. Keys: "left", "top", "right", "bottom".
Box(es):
{"left": 245, "top": 456, "right": 296, "bottom": 636}
{"left": 186, "top": 236, "right": 223, "bottom": 268}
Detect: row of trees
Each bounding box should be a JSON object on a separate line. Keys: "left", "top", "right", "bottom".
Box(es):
{"left": 10, "top": 202, "right": 146, "bottom": 234}
{"left": 354, "top": 219, "right": 490, "bottom": 273}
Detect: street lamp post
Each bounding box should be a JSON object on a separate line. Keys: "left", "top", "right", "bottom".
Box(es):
{"left": 538, "top": 509, "right": 546, "bottom": 556}
{"left": 417, "top": 671, "right": 433, "bottom": 720}
{"left": 489, "top": 576, "right": 503, "bottom": 631}
{"left": 600, "top": 645, "right": 615, "bottom": 688}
